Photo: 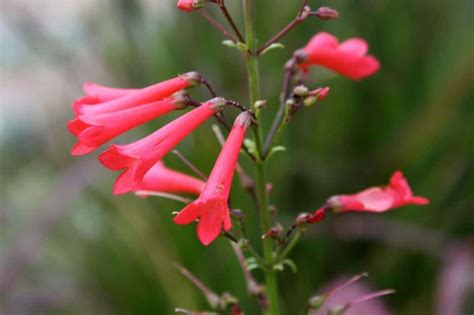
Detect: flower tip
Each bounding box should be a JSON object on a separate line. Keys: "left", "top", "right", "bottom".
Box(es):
{"left": 71, "top": 143, "right": 96, "bottom": 156}
{"left": 411, "top": 196, "right": 430, "bottom": 205}
{"left": 198, "top": 234, "right": 215, "bottom": 246}
{"left": 182, "top": 71, "right": 202, "bottom": 86}
{"left": 235, "top": 111, "right": 252, "bottom": 127}
{"left": 171, "top": 91, "right": 190, "bottom": 109}
{"left": 352, "top": 56, "right": 380, "bottom": 80}
{"left": 112, "top": 173, "right": 135, "bottom": 195}
{"left": 82, "top": 81, "right": 94, "bottom": 92}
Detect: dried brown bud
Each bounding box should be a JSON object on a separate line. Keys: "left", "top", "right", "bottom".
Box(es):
{"left": 314, "top": 7, "right": 339, "bottom": 20}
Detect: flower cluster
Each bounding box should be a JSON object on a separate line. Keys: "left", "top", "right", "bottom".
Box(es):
{"left": 69, "top": 2, "right": 432, "bottom": 313}
{"left": 68, "top": 23, "right": 427, "bottom": 248}
{"left": 68, "top": 72, "right": 252, "bottom": 245}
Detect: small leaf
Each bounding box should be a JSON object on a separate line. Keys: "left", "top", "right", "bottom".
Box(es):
{"left": 273, "top": 263, "right": 284, "bottom": 271}
{"left": 245, "top": 257, "right": 262, "bottom": 271}
{"left": 260, "top": 43, "right": 285, "bottom": 55}
{"left": 266, "top": 145, "right": 286, "bottom": 160}
{"left": 282, "top": 258, "right": 298, "bottom": 273}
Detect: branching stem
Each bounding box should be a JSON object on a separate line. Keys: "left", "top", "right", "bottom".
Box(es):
{"left": 213, "top": 0, "right": 246, "bottom": 43}
{"left": 256, "top": 1, "right": 310, "bottom": 55}
{"left": 199, "top": 9, "right": 239, "bottom": 43}
{"left": 263, "top": 58, "right": 297, "bottom": 156}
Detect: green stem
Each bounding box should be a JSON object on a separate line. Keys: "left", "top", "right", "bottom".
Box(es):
{"left": 242, "top": 1, "right": 280, "bottom": 314}
{"left": 276, "top": 230, "right": 302, "bottom": 262}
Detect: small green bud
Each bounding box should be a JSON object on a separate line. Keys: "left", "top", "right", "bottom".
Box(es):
{"left": 308, "top": 294, "right": 326, "bottom": 309}
{"left": 254, "top": 100, "right": 267, "bottom": 109}
{"left": 293, "top": 85, "right": 309, "bottom": 98}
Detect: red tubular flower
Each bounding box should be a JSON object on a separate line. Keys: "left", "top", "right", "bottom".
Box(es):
{"left": 296, "top": 32, "right": 380, "bottom": 80}
{"left": 136, "top": 161, "right": 205, "bottom": 195}
{"left": 68, "top": 92, "right": 188, "bottom": 156}
{"left": 82, "top": 81, "right": 138, "bottom": 102}
{"left": 73, "top": 72, "right": 201, "bottom": 116}
{"left": 177, "top": 0, "right": 205, "bottom": 12}
{"left": 173, "top": 112, "right": 252, "bottom": 245}
{"left": 99, "top": 98, "right": 225, "bottom": 195}
{"left": 327, "top": 171, "right": 429, "bottom": 213}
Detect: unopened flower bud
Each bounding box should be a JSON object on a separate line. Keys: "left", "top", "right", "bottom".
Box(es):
{"left": 231, "top": 209, "right": 243, "bottom": 219}
{"left": 296, "top": 208, "right": 326, "bottom": 225}
{"left": 177, "top": 0, "right": 206, "bottom": 12}
{"left": 301, "top": 5, "right": 312, "bottom": 19}
{"left": 254, "top": 99, "right": 267, "bottom": 109}
{"left": 315, "top": 7, "right": 339, "bottom": 20}
{"left": 304, "top": 87, "right": 330, "bottom": 107}
{"left": 293, "top": 49, "right": 309, "bottom": 64}
{"left": 311, "top": 87, "right": 330, "bottom": 100}
{"left": 293, "top": 85, "right": 310, "bottom": 98}
{"left": 230, "top": 304, "right": 244, "bottom": 315}
{"left": 307, "top": 208, "right": 326, "bottom": 223}
{"left": 295, "top": 212, "right": 312, "bottom": 226}
{"left": 266, "top": 183, "right": 273, "bottom": 193}
{"left": 263, "top": 223, "right": 283, "bottom": 239}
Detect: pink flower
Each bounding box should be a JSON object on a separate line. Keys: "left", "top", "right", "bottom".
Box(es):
{"left": 296, "top": 32, "right": 380, "bottom": 80}
{"left": 68, "top": 93, "right": 188, "bottom": 156}
{"left": 136, "top": 161, "right": 205, "bottom": 195}
{"left": 99, "top": 98, "right": 225, "bottom": 195}
{"left": 82, "top": 81, "right": 138, "bottom": 102}
{"left": 173, "top": 112, "right": 252, "bottom": 245}
{"left": 327, "top": 171, "right": 429, "bottom": 213}
{"left": 177, "top": 0, "right": 205, "bottom": 12}
{"left": 72, "top": 72, "right": 201, "bottom": 116}
{"left": 310, "top": 277, "right": 393, "bottom": 315}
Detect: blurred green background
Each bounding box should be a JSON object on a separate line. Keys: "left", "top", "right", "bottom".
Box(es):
{"left": 1, "top": 0, "right": 473, "bottom": 314}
